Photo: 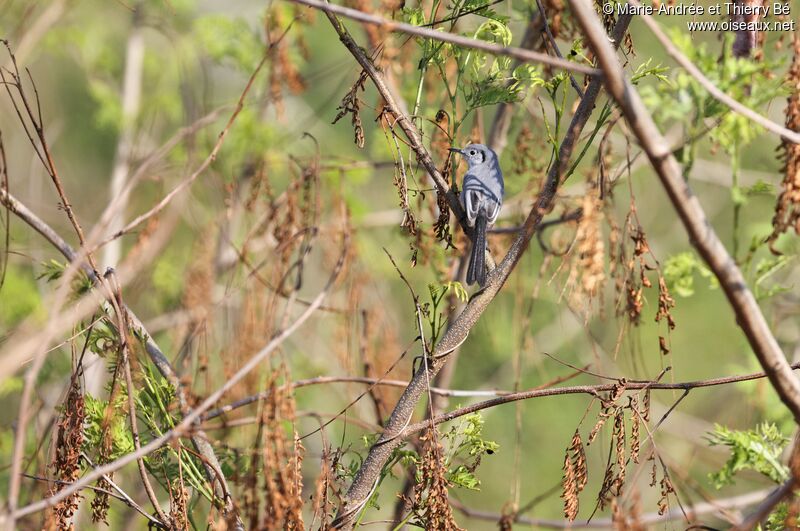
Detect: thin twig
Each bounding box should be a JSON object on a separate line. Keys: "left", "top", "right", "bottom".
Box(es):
{"left": 204, "top": 376, "right": 523, "bottom": 420}
{"left": 317, "top": 6, "right": 468, "bottom": 232}
{"left": 98, "top": 29, "right": 285, "bottom": 247}
{"left": 534, "top": 0, "right": 584, "bottom": 98}
{"left": 452, "top": 486, "right": 771, "bottom": 528}
{"left": 106, "top": 270, "right": 171, "bottom": 525}
{"left": 400, "top": 361, "right": 800, "bottom": 438}
{"left": 290, "top": 0, "right": 599, "bottom": 76}
{"left": 487, "top": 11, "right": 542, "bottom": 154}
{"left": 22, "top": 471, "right": 167, "bottom": 529}
{"left": 1, "top": 42, "right": 109, "bottom": 517}
{"left": 728, "top": 479, "right": 795, "bottom": 531}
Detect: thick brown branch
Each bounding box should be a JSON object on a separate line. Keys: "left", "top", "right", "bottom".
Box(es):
{"left": 568, "top": 0, "right": 800, "bottom": 422}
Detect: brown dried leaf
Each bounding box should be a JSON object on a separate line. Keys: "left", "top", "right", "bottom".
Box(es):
{"left": 613, "top": 409, "right": 626, "bottom": 496}
{"left": 45, "top": 379, "right": 85, "bottom": 530}
{"left": 412, "top": 428, "right": 465, "bottom": 530}
{"left": 629, "top": 397, "right": 640, "bottom": 465}
{"left": 561, "top": 447, "right": 579, "bottom": 521}
{"left": 657, "top": 475, "right": 674, "bottom": 516}
{"left": 332, "top": 71, "right": 368, "bottom": 149}
{"left": 767, "top": 31, "right": 800, "bottom": 252}
{"left": 571, "top": 430, "right": 588, "bottom": 492}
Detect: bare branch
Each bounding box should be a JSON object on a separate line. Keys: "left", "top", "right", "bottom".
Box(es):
{"left": 401, "top": 362, "right": 800, "bottom": 438}
{"left": 730, "top": 479, "right": 795, "bottom": 531}
{"left": 101, "top": 43, "right": 272, "bottom": 245}
{"left": 568, "top": 0, "right": 800, "bottom": 422}
{"left": 290, "top": 0, "right": 600, "bottom": 76}
{"left": 23, "top": 469, "right": 166, "bottom": 529}
{"left": 452, "top": 487, "right": 773, "bottom": 528}
{"left": 203, "top": 376, "right": 523, "bottom": 421}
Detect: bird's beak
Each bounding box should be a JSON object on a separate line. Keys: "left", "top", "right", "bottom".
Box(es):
{"left": 448, "top": 147, "right": 462, "bottom": 154}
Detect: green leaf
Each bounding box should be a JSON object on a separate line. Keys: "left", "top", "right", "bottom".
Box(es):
{"left": 662, "top": 252, "right": 715, "bottom": 297}
{"left": 475, "top": 19, "right": 512, "bottom": 47}
{"left": 706, "top": 423, "right": 790, "bottom": 488}
{"left": 447, "top": 464, "right": 480, "bottom": 490}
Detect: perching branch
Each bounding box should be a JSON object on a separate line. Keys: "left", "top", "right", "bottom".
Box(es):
{"left": 328, "top": 12, "right": 633, "bottom": 529}
{"left": 568, "top": 0, "right": 800, "bottom": 423}
{"left": 290, "top": 0, "right": 599, "bottom": 235}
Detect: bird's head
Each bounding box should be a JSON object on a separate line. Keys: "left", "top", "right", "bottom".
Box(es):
{"left": 449, "top": 143, "right": 496, "bottom": 168}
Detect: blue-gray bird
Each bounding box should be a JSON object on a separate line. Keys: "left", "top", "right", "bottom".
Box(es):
{"left": 450, "top": 143, "right": 504, "bottom": 286}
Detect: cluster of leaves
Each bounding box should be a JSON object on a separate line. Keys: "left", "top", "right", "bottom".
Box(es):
{"left": 664, "top": 248, "right": 793, "bottom": 301}
{"left": 83, "top": 392, "right": 135, "bottom": 461}
{"left": 352, "top": 413, "right": 497, "bottom": 525}
{"left": 662, "top": 252, "right": 716, "bottom": 298}
{"left": 439, "top": 412, "right": 499, "bottom": 490}
{"left": 706, "top": 423, "right": 795, "bottom": 529}
{"left": 706, "top": 422, "right": 789, "bottom": 487}
{"left": 37, "top": 259, "right": 93, "bottom": 298}
{"left": 402, "top": 0, "right": 547, "bottom": 137}
{"left": 641, "top": 31, "right": 787, "bottom": 156}
{"left": 641, "top": 31, "right": 789, "bottom": 258}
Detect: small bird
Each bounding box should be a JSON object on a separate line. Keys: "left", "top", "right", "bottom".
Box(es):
{"left": 450, "top": 143, "right": 504, "bottom": 287}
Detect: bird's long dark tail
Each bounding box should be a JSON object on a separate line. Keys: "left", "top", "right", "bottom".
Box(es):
{"left": 467, "top": 215, "right": 487, "bottom": 286}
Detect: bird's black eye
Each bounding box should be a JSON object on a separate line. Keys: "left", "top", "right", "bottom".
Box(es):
{"left": 469, "top": 150, "right": 476, "bottom": 155}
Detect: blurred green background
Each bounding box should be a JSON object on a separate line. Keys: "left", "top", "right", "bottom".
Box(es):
{"left": 2, "top": 0, "right": 800, "bottom": 528}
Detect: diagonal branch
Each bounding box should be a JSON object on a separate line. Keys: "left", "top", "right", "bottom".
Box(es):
{"left": 329, "top": 13, "right": 633, "bottom": 529}
{"left": 4, "top": 231, "right": 347, "bottom": 524}
{"left": 0, "top": 189, "right": 242, "bottom": 527}
{"left": 314, "top": 3, "right": 466, "bottom": 229}
{"left": 567, "top": 0, "right": 800, "bottom": 423}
